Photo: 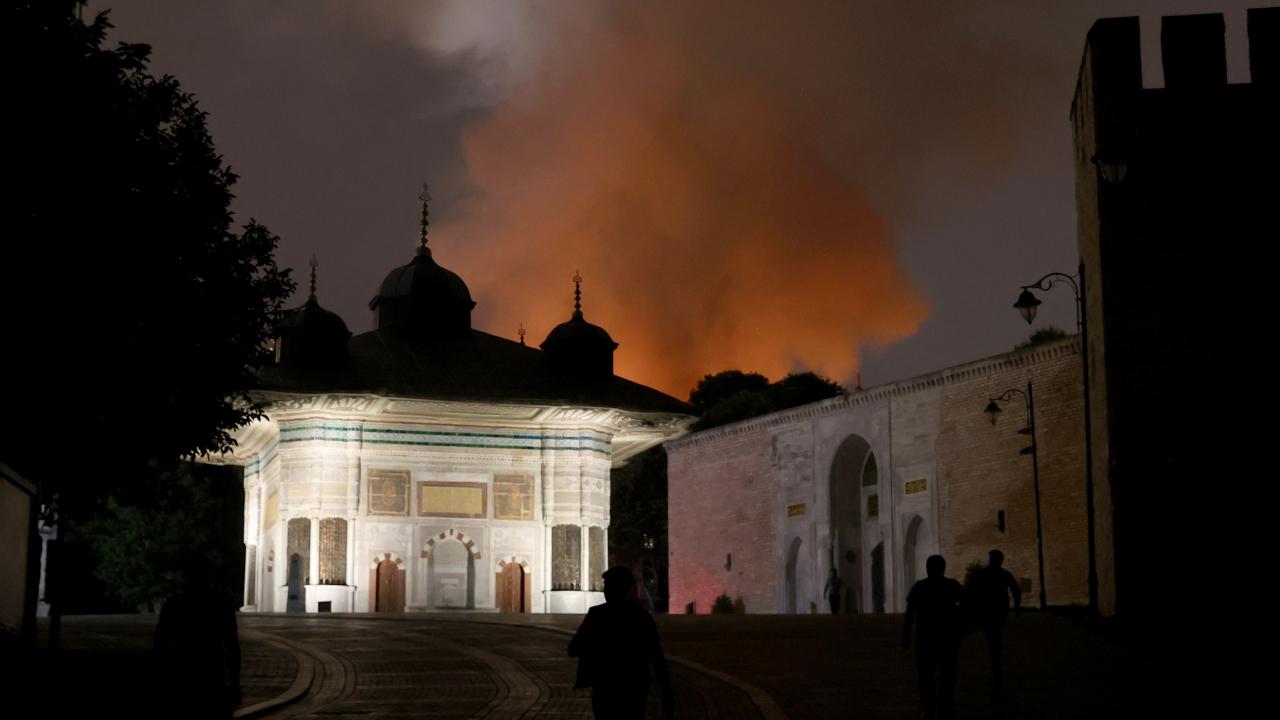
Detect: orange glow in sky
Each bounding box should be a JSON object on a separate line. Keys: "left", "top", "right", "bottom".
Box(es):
{"left": 439, "top": 3, "right": 929, "bottom": 397}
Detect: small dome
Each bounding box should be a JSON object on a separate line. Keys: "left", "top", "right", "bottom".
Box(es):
{"left": 276, "top": 297, "right": 350, "bottom": 367}
{"left": 543, "top": 315, "right": 617, "bottom": 348}
{"left": 369, "top": 247, "right": 475, "bottom": 336}
{"left": 540, "top": 273, "right": 617, "bottom": 378}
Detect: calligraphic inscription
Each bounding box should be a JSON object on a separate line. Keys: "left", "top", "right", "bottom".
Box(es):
{"left": 494, "top": 475, "right": 534, "bottom": 520}
{"left": 367, "top": 469, "right": 409, "bottom": 516}
{"left": 418, "top": 481, "right": 487, "bottom": 519}
{"left": 904, "top": 478, "right": 928, "bottom": 495}
{"left": 263, "top": 491, "right": 279, "bottom": 530}
{"left": 787, "top": 503, "right": 807, "bottom": 517}
{"left": 552, "top": 524, "right": 581, "bottom": 590}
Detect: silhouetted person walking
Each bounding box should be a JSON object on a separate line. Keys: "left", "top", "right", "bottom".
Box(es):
{"left": 824, "top": 568, "right": 843, "bottom": 614}
{"left": 903, "top": 555, "right": 965, "bottom": 720}
{"left": 973, "top": 549, "right": 1021, "bottom": 681}
{"left": 155, "top": 555, "right": 241, "bottom": 719}
{"left": 569, "top": 566, "right": 675, "bottom": 719}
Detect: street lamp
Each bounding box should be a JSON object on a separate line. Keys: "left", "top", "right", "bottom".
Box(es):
{"left": 1016, "top": 264, "right": 1098, "bottom": 615}
{"left": 985, "top": 381, "right": 1047, "bottom": 610}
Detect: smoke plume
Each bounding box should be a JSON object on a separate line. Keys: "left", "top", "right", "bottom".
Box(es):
{"left": 408, "top": 1, "right": 1045, "bottom": 397}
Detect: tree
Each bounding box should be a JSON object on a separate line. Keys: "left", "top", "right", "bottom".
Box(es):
{"left": 5, "top": 2, "right": 293, "bottom": 621}
{"left": 690, "top": 370, "right": 846, "bottom": 430}
{"left": 3, "top": 1, "right": 294, "bottom": 512}
{"left": 80, "top": 461, "right": 243, "bottom": 612}
{"left": 768, "top": 371, "right": 848, "bottom": 410}
{"left": 1016, "top": 325, "right": 1069, "bottom": 350}
{"left": 688, "top": 370, "right": 770, "bottom": 415}
{"left": 610, "top": 445, "right": 670, "bottom": 611}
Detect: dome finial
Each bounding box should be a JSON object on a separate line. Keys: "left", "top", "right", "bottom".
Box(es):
{"left": 518, "top": 322, "right": 526, "bottom": 346}
{"left": 417, "top": 182, "right": 431, "bottom": 255}
{"left": 308, "top": 254, "right": 319, "bottom": 301}
{"left": 572, "top": 270, "right": 583, "bottom": 320}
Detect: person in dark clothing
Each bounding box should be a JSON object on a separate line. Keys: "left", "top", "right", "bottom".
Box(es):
{"left": 824, "top": 568, "right": 843, "bottom": 614}
{"left": 154, "top": 555, "right": 241, "bottom": 720}
{"left": 569, "top": 566, "right": 675, "bottom": 719}
{"left": 902, "top": 554, "right": 965, "bottom": 720}
{"left": 973, "top": 549, "right": 1021, "bottom": 680}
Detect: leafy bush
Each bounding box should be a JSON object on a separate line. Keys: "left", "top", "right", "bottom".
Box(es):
{"left": 711, "top": 593, "right": 736, "bottom": 614}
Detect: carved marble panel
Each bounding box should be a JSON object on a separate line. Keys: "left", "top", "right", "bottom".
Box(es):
{"left": 494, "top": 475, "right": 535, "bottom": 521}
{"left": 367, "top": 469, "right": 409, "bottom": 516}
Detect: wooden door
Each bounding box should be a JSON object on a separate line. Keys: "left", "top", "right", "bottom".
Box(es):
{"left": 375, "top": 559, "right": 403, "bottom": 613}
{"left": 496, "top": 564, "right": 527, "bottom": 613}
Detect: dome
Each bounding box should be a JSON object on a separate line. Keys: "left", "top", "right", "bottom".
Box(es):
{"left": 542, "top": 314, "right": 617, "bottom": 348}
{"left": 369, "top": 247, "right": 476, "bottom": 336}
{"left": 540, "top": 273, "right": 617, "bottom": 378}
{"left": 276, "top": 296, "right": 350, "bottom": 367}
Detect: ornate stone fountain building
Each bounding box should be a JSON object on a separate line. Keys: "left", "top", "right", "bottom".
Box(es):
{"left": 219, "top": 199, "right": 692, "bottom": 614}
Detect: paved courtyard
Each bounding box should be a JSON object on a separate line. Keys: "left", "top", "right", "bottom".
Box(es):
{"left": 15, "top": 611, "right": 1172, "bottom": 719}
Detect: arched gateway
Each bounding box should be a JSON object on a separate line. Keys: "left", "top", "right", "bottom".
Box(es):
{"left": 830, "top": 435, "right": 875, "bottom": 613}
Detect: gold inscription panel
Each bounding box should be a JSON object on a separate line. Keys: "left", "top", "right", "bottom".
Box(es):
{"left": 904, "top": 478, "right": 928, "bottom": 495}
{"left": 494, "top": 475, "right": 534, "bottom": 520}
{"left": 418, "top": 481, "right": 487, "bottom": 519}
{"left": 368, "top": 469, "right": 410, "bottom": 516}
{"left": 264, "top": 491, "right": 279, "bottom": 530}
{"left": 787, "top": 503, "right": 807, "bottom": 517}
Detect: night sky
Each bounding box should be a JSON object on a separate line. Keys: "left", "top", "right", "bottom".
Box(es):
{"left": 98, "top": 1, "right": 1256, "bottom": 398}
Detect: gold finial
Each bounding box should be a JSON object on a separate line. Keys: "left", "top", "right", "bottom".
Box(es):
{"left": 572, "top": 270, "right": 583, "bottom": 320}
{"left": 518, "top": 322, "right": 526, "bottom": 346}
{"left": 418, "top": 182, "right": 431, "bottom": 253}
{"left": 308, "top": 254, "right": 319, "bottom": 301}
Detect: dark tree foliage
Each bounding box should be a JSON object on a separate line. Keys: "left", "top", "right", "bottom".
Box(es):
{"left": 1016, "top": 325, "right": 1069, "bottom": 350}
{"left": 3, "top": 2, "right": 294, "bottom": 514}
{"left": 688, "top": 370, "right": 770, "bottom": 415}
{"left": 80, "top": 460, "right": 244, "bottom": 611}
{"left": 690, "top": 370, "right": 846, "bottom": 430}
{"left": 769, "top": 371, "right": 848, "bottom": 410}
{"left": 609, "top": 445, "right": 669, "bottom": 611}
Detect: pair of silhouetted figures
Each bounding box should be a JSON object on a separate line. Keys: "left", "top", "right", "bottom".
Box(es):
{"left": 902, "top": 550, "right": 1021, "bottom": 720}
{"left": 569, "top": 566, "right": 676, "bottom": 719}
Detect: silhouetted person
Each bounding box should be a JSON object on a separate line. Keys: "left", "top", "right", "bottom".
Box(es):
{"left": 155, "top": 555, "right": 241, "bottom": 719}
{"left": 973, "top": 549, "right": 1021, "bottom": 681}
{"left": 903, "top": 555, "right": 965, "bottom": 720}
{"left": 569, "top": 566, "right": 675, "bottom": 719}
{"left": 824, "top": 568, "right": 843, "bottom": 614}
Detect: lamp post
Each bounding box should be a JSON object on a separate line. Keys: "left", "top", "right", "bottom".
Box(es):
{"left": 985, "top": 381, "right": 1047, "bottom": 610}
{"left": 1014, "top": 264, "right": 1098, "bottom": 615}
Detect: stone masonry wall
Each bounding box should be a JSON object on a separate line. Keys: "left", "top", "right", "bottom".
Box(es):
{"left": 668, "top": 338, "right": 1088, "bottom": 613}
{"left": 935, "top": 342, "right": 1088, "bottom": 606}
{"left": 667, "top": 422, "right": 777, "bottom": 614}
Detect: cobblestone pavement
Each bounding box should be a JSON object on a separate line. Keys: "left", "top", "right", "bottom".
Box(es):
{"left": 23, "top": 611, "right": 1173, "bottom": 719}
{"left": 243, "top": 615, "right": 760, "bottom": 719}
{"left": 652, "top": 613, "right": 1172, "bottom": 720}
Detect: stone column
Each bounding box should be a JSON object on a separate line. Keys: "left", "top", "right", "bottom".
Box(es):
{"left": 579, "top": 524, "right": 589, "bottom": 592}
{"left": 600, "top": 527, "right": 608, "bottom": 577}
{"left": 243, "top": 544, "right": 255, "bottom": 608}
{"left": 543, "top": 524, "right": 552, "bottom": 603}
